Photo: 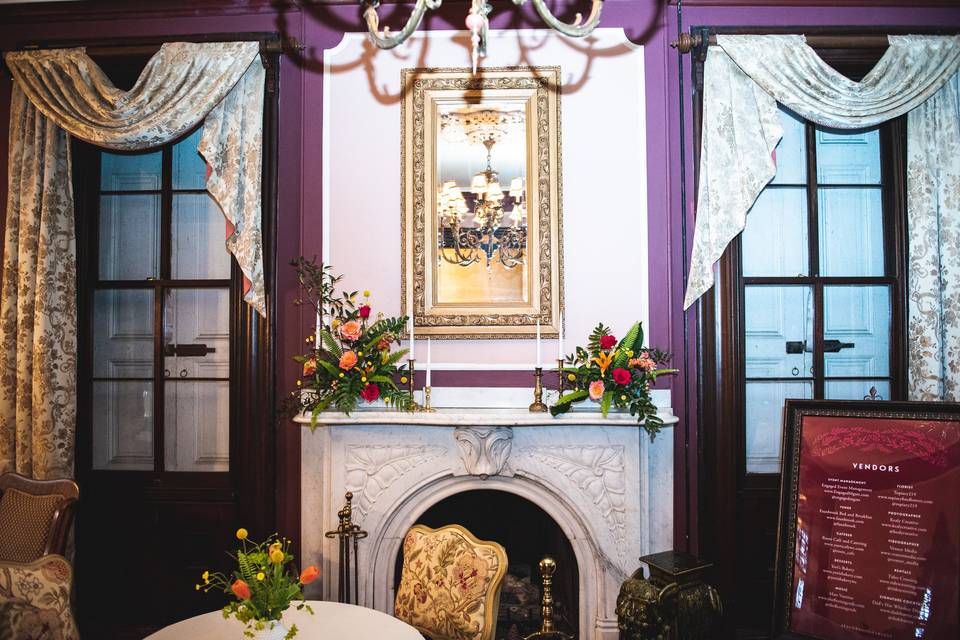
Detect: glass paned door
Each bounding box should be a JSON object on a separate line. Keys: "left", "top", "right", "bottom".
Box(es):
{"left": 741, "top": 107, "right": 897, "bottom": 474}
{"left": 90, "top": 128, "right": 231, "bottom": 472}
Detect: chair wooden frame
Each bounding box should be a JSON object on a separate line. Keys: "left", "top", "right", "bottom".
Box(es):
{"left": 0, "top": 472, "right": 79, "bottom": 557}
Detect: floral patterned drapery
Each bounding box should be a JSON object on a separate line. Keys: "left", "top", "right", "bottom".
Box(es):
{"left": 0, "top": 86, "right": 76, "bottom": 479}
{"left": 906, "top": 72, "right": 960, "bottom": 401}
{"left": 1, "top": 42, "right": 265, "bottom": 478}
{"left": 683, "top": 34, "right": 960, "bottom": 401}
{"left": 684, "top": 34, "right": 960, "bottom": 310}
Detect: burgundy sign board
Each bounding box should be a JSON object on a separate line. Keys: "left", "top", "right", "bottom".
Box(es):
{"left": 773, "top": 401, "right": 960, "bottom": 640}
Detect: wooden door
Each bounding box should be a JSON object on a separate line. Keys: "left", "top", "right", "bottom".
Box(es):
{"left": 695, "top": 45, "right": 908, "bottom": 639}
{"left": 71, "top": 59, "right": 277, "bottom": 636}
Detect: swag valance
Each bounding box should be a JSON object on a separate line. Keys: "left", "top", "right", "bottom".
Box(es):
{"left": 1, "top": 41, "right": 265, "bottom": 478}
{"left": 684, "top": 34, "right": 960, "bottom": 401}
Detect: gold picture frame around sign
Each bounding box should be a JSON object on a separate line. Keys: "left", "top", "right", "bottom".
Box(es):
{"left": 401, "top": 66, "right": 563, "bottom": 339}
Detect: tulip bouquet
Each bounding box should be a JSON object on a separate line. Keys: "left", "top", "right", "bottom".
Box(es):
{"left": 288, "top": 257, "right": 416, "bottom": 425}
{"left": 551, "top": 321, "right": 677, "bottom": 439}
{"left": 197, "top": 528, "right": 319, "bottom": 639}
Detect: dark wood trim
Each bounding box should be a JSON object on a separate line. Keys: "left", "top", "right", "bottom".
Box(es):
{"left": 881, "top": 118, "right": 909, "bottom": 400}
{"left": 0, "top": 1, "right": 299, "bottom": 24}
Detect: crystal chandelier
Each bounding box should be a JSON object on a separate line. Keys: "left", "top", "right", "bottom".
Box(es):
{"left": 437, "top": 136, "right": 527, "bottom": 270}
{"left": 362, "top": 0, "right": 603, "bottom": 71}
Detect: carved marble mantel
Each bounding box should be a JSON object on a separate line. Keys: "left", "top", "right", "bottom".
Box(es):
{"left": 295, "top": 388, "right": 678, "bottom": 640}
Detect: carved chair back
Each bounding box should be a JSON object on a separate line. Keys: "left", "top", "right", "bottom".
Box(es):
{"left": 0, "top": 472, "right": 79, "bottom": 562}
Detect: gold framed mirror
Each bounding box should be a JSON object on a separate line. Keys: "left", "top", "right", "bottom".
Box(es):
{"left": 401, "top": 66, "right": 563, "bottom": 339}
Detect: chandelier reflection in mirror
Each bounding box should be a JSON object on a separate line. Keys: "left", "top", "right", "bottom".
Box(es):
{"left": 437, "top": 107, "right": 527, "bottom": 273}
{"left": 362, "top": 0, "right": 603, "bottom": 71}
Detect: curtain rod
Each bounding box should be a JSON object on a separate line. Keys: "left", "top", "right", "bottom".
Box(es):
{"left": 672, "top": 32, "right": 937, "bottom": 54}
{"left": 12, "top": 33, "right": 302, "bottom": 57}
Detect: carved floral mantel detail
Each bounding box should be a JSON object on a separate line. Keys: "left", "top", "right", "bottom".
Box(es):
{"left": 521, "top": 446, "right": 628, "bottom": 558}
{"left": 344, "top": 444, "right": 447, "bottom": 523}
{"left": 453, "top": 426, "right": 514, "bottom": 478}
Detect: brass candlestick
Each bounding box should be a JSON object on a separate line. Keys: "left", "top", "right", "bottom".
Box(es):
{"left": 422, "top": 385, "right": 436, "bottom": 412}
{"left": 529, "top": 367, "right": 548, "bottom": 412}
{"left": 557, "top": 358, "right": 566, "bottom": 393}
{"left": 406, "top": 358, "right": 422, "bottom": 410}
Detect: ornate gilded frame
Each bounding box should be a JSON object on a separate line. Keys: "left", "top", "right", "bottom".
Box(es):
{"left": 773, "top": 399, "right": 960, "bottom": 639}
{"left": 401, "top": 66, "right": 563, "bottom": 339}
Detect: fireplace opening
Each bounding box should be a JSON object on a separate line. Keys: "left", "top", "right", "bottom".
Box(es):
{"left": 394, "top": 489, "right": 579, "bottom": 639}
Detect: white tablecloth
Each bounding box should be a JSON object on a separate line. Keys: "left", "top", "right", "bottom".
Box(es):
{"left": 144, "top": 601, "right": 423, "bottom": 639}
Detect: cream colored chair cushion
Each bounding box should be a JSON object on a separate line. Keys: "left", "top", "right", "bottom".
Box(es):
{"left": 394, "top": 524, "right": 507, "bottom": 640}
{"left": 0, "top": 554, "right": 79, "bottom": 640}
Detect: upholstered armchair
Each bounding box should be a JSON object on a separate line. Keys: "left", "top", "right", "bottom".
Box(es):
{"left": 394, "top": 524, "right": 507, "bottom": 640}
{"left": 0, "top": 554, "right": 80, "bottom": 639}
{"left": 0, "top": 473, "right": 79, "bottom": 563}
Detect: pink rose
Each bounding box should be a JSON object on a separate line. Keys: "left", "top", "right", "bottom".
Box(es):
{"left": 589, "top": 380, "right": 605, "bottom": 401}
{"left": 612, "top": 368, "right": 631, "bottom": 385}
{"left": 340, "top": 320, "right": 362, "bottom": 341}
{"left": 599, "top": 335, "right": 616, "bottom": 350}
{"left": 358, "top": 305, "right": 371, "bottom": 319}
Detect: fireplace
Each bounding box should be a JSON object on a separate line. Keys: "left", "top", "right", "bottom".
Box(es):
{"left": 296, "top": 387, "right": 677, "bottom": 640}
{"left": 405, "top": 489, "right": 580, "bottom": 639}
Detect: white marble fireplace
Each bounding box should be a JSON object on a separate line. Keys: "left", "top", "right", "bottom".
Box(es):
{"left": 296, "top": 388, "right": 678, "bottom": 640}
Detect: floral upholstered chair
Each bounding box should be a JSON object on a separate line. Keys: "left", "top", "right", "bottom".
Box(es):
{"left": 0, "top": 473, "right": 79, "bottom": 562}
{"left": 395, "top": 524, "right": 507, "bottom": 640}
{"left": 0, "top": 554, "right": 79, "bottom": 639}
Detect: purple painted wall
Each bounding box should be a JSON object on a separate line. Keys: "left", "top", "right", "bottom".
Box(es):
{"left": 1, "top": 0, "right": 958, "bottom": 552}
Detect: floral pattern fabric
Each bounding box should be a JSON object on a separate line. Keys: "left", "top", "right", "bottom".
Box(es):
{"left": 0, "top": 86, "right": 77, "bottom": 480}
{"left": 907, "top": 72, "right": 960, "bottom": 401}
{"left": 0, "top": 42, "right": 266, "bottom": 478}
{"left": 3, "top": 41, "right": 266, "bottom": 317}
{"left": 684, "top": 35, "right": 960, "bottom": 309}
{"left": 0, "top": 554, "right": 78, "bottom": 640}
{"left": 394, "top": 525, "right": 507, "bottom": 640}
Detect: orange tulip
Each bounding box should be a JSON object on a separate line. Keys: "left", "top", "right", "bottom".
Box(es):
{"left": 231, "top": 579, "right": 251, "bottom": 600}
{"left": 300, "top": 565, "right": 320, "bottom": 585}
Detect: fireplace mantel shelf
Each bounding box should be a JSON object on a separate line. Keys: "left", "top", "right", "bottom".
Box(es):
{"left": 293, "top": 407, "right": 678, "bottom": 428}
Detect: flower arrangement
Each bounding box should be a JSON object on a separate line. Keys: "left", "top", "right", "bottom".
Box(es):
{"left": 551, "top": 321, "right": 677, "bottom": 439}
{"left": 288, "top": 257, "right": 416, "bottom": 424}
{"left": 196, "top": 528, "right": 319, "bottom": 639}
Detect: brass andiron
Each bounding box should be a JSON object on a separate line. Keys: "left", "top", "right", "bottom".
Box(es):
{"left": 524, "top": 556, "right": 573, "bottom": 640}
{"left": 422, "top": 385, "right": 436, "bottom": 412}
{"left": 324, "top": 492, "right": 369, "bottom": 604}
{"left": 529, "top": 367, "right": 548, "bottom": 412}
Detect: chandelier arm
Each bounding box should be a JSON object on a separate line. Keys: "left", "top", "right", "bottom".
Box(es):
{"left": 363, "top": 0, "right": 441, "bottom": 50}
{"left": 519, "top": 0, "right": 604, "bottom": 38}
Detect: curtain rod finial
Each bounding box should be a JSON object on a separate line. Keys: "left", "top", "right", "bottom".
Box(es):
{"left": 671, "top": 32, "right": 701, "bottom": 54}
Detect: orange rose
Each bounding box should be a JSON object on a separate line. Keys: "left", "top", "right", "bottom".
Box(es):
{"left": 300, "top": 565, "right": 320, "bottom": 584}
{"left": 302, "top": 358, "right": 317, "bottom": 376}
{"left": 231, "top": 579, "right": 251, "bottom": 600}
{"left": 340, "top": 320, "right": 362, "bottom": 342}
{"left": 339, "top": 351, "right": 358, "bottom": 370}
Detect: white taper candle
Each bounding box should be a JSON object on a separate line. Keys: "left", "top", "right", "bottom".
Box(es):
{"left": 426, "top": 338, "right": 432, "bottom": 387}
{"left": 536, "top": 320, "right": 542, "bottom": 368}
{"left": 408, "top": 316, "right": 415, "bottom": 360}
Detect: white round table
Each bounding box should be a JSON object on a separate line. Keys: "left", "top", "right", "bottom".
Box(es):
{"left": 144, "top": 601, "right": 423, "bottom": 639}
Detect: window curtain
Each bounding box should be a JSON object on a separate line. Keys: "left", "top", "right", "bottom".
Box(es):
{"left": 0, "top": 41, "right": 265, "bottom": 478}
{"left": 683, "top": 34, "right": 960, "bottom": 401}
